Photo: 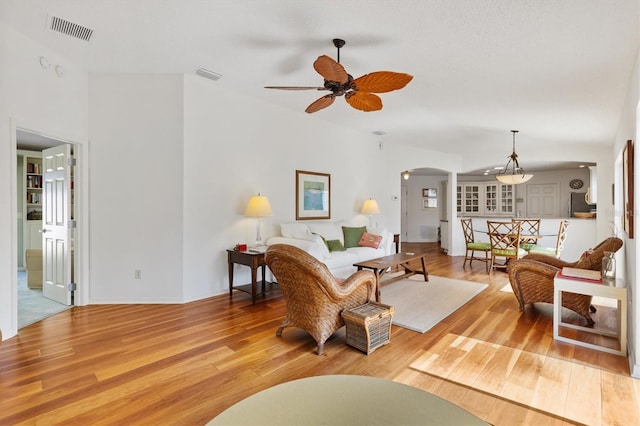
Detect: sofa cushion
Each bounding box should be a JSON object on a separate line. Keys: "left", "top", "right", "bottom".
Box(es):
{"left": 322, "top": 250, "right": 360, "bottom": 271}
{"left": 280, "top": 223, "right": 311, "bottom": 238}
{"left": 343, "top": 226, "right": 367, "bottom": 248}
{"left": 267, "top": 236, "right": 328, "bottom": 260}
{"left": 307, "top": 222, "right": 344, "bottom": 243}
{"left": 326, "top": 239, "right": 345, "bottom": 252}
{"left": 358, "top": 232, "right": 382, "bottom": 249}
{"left": 347, "top": 246, "right": 386, "bottom": 262}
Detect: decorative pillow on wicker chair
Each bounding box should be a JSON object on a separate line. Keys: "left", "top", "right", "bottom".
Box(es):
{"left": 358, "top": 232, "right": 382, "bottom": 249}
{"left": 580, "top": 249, "right": 595, "bottom": 259}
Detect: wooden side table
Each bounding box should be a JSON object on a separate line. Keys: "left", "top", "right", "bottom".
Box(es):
{"left": 227, "top": 249, "right": 277, "bottom": 304}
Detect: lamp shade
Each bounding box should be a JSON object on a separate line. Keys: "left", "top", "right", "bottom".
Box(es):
{"left": 245, "top": 194, "right": 273, "bottom": 217}
{"left": 496, "top": 174, "right": 533, "bottom": 184}
{"left": 361, "top": 199, "right": 381, "bottom": 215}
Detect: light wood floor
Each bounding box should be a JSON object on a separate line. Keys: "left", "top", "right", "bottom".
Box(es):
{"left": 0, "top": 243, "right": 634, "bottom": 425}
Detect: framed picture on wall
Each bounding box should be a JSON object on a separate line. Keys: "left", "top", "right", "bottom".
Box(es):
{"left": 422, "top": 198, "right": 437, "bottom": 209}
{"left": 422, "top": 188, "right": 437, "bottom": 198}
{"left": 296, "top": 170, "right": 331, "bottom": 220}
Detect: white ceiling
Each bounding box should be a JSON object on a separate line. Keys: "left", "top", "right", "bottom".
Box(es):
{"left": 3, "top": 0, "right": 638, "bottom": 174}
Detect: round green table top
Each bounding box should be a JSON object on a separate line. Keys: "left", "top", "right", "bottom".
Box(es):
{"left": 208, "top": 374, "right": 489, "bottom": 425}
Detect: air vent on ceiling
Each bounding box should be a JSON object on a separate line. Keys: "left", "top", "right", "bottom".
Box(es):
{"left": 49, "top": 15, "right": 93, "bottom": 42}
{"left": 196, "top": 68, "right": 223, "bottom": 81}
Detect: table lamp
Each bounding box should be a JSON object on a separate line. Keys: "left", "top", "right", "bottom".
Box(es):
{"left": 361, "top": 198, "right": 380, "bottom": 228}
{"left": 245, "top": 193, "right": 273, "bottom": 247}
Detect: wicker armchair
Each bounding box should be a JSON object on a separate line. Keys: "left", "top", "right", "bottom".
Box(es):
{"left": 265, "top": 244, "right": 376, "bottom": 355}
{"left": 508, "top": 237, "right": 623, "bottom": 325}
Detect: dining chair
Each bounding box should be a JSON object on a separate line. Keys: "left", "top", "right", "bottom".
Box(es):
{"left": 487, "top": 220, "right": 527, "bottom": 272}
{"left": 460, "top": 218, "right": 491, "bottom": 273}
{"left": 526, "top": 220, "right": 569, "bottom": 258}
{"left": 512, "top": 218, "right": 541, "bottom": 250}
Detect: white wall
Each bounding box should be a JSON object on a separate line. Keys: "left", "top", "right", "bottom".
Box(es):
{"left": 0, "top": 22, "right": 88, "bottom": 339}
{"left": 88, "top": 73, "right": 185, "bottom": 303}
{"left": 612, "top": 48, "right": 639, "bottom": 377}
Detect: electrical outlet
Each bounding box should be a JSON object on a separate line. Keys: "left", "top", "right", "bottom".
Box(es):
{"left": 134, "top": 269, "right": 142, "bottom": 279}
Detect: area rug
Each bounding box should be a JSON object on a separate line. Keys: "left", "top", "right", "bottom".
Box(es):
{"left": 380, "top": 275, "right": 488, "bottom": 333}
{"left": 409, "top": 333, "right": 640, "bottom": 425}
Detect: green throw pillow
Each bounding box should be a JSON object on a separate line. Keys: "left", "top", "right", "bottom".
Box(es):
{"left": 342, "top": 226, "right": 367, "bottom": 248}
{"left": 326, "top": 239, "right": 345, "bottom": 252}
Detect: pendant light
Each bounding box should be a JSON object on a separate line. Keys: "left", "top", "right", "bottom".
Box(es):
{"left": 495, "top": 130, "right": 533, "bottom": 184}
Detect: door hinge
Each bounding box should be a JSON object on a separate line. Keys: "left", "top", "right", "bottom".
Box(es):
{"left": 67, "top": 157, "right": 77, "bottom": 166}
{"left": 68, "top": 282, "right": 77, "bottom": 291}
{"left": 68, "top": 220, "right": 77, "bottom": 228}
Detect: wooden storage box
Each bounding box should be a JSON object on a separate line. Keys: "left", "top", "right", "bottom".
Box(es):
{"left": 341, "top": 302, "right": 394, "bottom": 354}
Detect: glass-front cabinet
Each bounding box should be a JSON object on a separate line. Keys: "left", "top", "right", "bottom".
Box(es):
{"left": 485, "top": 184, "right": 498, "bottom": 213}
{"left": 499, "top": 184, "right": 514, "bottom": 214}
{"left": 457, "top": 182, "right": 515, "bottom": 216}
{"left": 463, "top": 184, "right": 480, "bottom": 214}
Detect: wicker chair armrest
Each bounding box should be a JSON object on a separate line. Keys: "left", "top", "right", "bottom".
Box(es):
{"left": 522, "top": 253, "right": 575, "bottom": 269}
{"left": 510, "top": 258, "right": 560, "bottom": 277}
{"left": 322, "top": 270, "right": 377, "bottom": 302}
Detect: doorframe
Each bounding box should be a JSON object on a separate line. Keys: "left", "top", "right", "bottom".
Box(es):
{"left": 10, "top": 118, "right": 89, "bottom": 336}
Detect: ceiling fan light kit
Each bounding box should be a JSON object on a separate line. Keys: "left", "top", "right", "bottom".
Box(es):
{"left": 495, "top": 130, "right": 533, "bottom": 185}
{"left": 265, "top": 38, "right": 413, "bottom": 113}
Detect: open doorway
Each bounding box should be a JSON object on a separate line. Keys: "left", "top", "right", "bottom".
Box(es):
{"left": 399, "top": 168, "right": 449, "bottom": 247}
{"left": 16, "top": 129, "right": 76, "bottom": 328}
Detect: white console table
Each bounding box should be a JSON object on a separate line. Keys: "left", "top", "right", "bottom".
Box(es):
{"left": 553, "top": 273, "right": 627, "bottom": 356}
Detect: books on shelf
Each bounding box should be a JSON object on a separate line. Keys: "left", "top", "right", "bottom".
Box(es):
{"left": 557, "top": 267, "right": 601, "bottom": 283}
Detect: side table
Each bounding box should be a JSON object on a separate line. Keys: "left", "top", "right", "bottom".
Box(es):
{"left": 553, "top": 273, "right": 627, "bottom": 356}
{"left": 227, "top": 249, "right": 277, "bottom": 304}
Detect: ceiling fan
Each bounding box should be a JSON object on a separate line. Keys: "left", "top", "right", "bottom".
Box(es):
{"left": 265, "top": 38, "right": 413, "bottom": 113}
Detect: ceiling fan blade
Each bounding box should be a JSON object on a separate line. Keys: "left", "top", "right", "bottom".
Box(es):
{"left": 305, "top": 94, "right": 335, "bottom": 113}
{"left": 313, "top": 55, "right": 348, "bottom": 84}
{"left": 345, "top": 91, "right": 382, "bottom": 112}
{"left": 352, "top": 71, "right": 413, "bottom": 93}
{"left": 264, "top": 86, "right": 326, "bottom": 90}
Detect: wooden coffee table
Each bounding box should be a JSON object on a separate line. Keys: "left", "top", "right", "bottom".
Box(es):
{"left": 354, "top": 252, "right": 429, "bottom": 302}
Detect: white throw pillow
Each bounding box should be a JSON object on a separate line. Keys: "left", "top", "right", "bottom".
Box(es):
{"left": 307, "top": 222, "right": 343, "bottom": 243}
{"left": 280, "top": 223, "right": 311, "bottom": 238}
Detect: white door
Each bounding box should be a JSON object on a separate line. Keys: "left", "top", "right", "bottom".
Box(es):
{"left": 527, "top": 184, "right": 559, "bottom": 217}
{"left": 42, "top": 144, "right": 73, "bottom": 305}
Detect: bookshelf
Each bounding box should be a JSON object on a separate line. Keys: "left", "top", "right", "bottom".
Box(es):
{"left": 18, "top": 150, "right": 43, "bottom": 268}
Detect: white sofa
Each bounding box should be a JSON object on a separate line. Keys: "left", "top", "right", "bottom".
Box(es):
{"left": 266, "top": 222, "right": 395, "bottom": 278}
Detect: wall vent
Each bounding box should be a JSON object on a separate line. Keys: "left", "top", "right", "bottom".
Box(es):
{"left": 50, "top": 15, "right": 93, "bottom": 42}
{"left": 196, "top": 68, "right": 223, "bottom": 81}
